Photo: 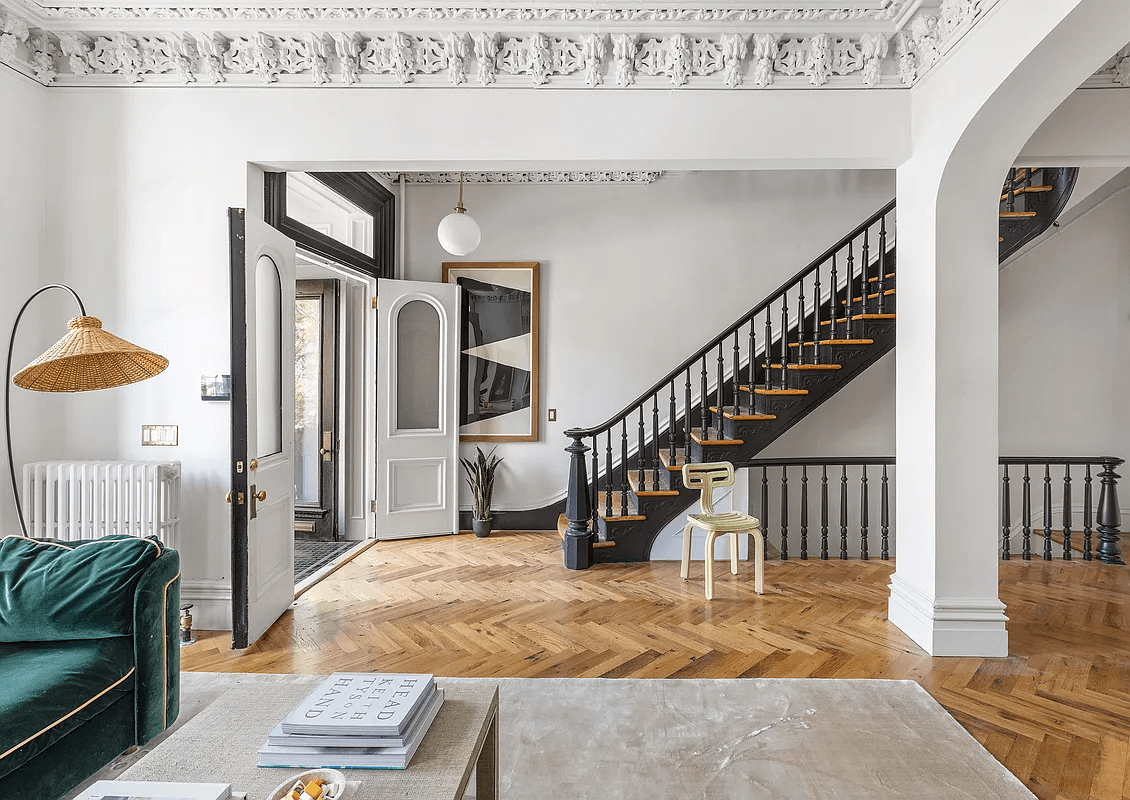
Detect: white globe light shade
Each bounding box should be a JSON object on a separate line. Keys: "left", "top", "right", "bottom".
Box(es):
{"left": 437, "top": 211, "right": 481, "bottom": 256}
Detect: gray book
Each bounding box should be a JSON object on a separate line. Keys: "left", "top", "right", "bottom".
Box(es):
{"left": 279, "top": 673, "right": 435, "bottom": 737}
{"left": 258, "top": 688, "right": 444, "bottom": 769}
{"left": 266, "top": 684, "right": 440, "bottom": 748}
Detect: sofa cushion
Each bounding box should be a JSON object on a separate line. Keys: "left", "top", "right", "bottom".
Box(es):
{"left": 0, "top": 637, "right": 136, "bottom": 779}
{"left": 0, "top": 535, "right": 162, "bottom": 641}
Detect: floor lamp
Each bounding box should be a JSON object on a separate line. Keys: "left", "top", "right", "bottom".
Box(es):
{"left": 5, "top": 284, "right": 169, "bottom": 537}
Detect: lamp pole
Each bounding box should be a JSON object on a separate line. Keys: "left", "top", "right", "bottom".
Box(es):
{"left": 5, "top": 285, "right": 87, "bottom": 537}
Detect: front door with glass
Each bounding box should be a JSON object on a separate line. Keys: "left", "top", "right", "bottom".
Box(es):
{"left": 295, "top": 278, "right": 339, "bottom": 540}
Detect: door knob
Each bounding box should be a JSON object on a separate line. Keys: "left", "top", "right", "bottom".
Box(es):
{"left": 249, "top": 459, "right": 259, "bottom": 471}
{"left": 320, "top": 431, "right": 334, "bottom": 461}
{"left": 225, "top": 491, "right": 231, "bottom": 503}
{"left": 225, "top": 491, "right": 244, "bottom": 505}
{"left": 255, "top": 490, "right": 267, "bottom": 503}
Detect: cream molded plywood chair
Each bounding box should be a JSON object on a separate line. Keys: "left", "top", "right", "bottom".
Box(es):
{"left": 680, "top": 462, "right": 764, "bottom": 599}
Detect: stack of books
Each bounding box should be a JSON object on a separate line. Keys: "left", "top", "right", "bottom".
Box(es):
{"left": 258, "top": 673, "right": 443, "bottom": 769}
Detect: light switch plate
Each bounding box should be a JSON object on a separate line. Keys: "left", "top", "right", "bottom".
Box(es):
{"left": 142, "top": 425, "right": 179, "bottom": 446}
{"left": 547, "top": 409, "right": 557, "bottom": 422}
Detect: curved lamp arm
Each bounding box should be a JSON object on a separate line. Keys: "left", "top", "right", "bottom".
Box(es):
{"left": 5, "top": 285, "right": 87, "bottom": 537}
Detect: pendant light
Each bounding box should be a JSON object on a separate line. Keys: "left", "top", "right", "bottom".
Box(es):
{"left": 437, "top": 171, "right": 481, "bottom": 256}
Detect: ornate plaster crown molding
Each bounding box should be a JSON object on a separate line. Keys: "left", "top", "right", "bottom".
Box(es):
{"left": 377, "top": 171, "right": 665, "bottom": 184}
{"left": 0, "top": 0, "right": 1058, "bottom": 90}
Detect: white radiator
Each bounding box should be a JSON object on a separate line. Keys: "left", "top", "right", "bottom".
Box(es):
{"left": 22, "top": 460, "right": 182, "bottom": 545}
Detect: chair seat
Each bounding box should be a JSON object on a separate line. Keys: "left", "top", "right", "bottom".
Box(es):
{"left": 687, "top": 511, "right": 760, "bottom": 532}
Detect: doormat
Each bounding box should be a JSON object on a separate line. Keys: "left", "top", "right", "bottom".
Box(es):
{"left": 294, "top": 539, "right": 360, "bottom": 584}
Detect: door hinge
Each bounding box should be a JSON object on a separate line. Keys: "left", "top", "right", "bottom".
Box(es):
{"left": 371, "top": 500, "right": 377, "bottom": 513}
{"left": 371, "top": 296, "right": 378, "bottom": 310}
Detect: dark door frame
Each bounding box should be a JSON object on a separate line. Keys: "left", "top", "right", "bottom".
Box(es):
{"left": 264, "top": 172, "right": 395, "bottom": 280}
{"left": 227, "top": 208, "right": 251, "bottom": 650}
{"left": 295, "top": 278, "right": 340, "bottom": 541}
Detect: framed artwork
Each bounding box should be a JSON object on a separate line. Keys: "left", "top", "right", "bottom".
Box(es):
{"left": 442, "top": 261, "right": 539, "bottom": 442}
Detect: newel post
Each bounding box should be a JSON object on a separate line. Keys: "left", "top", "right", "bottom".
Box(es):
{"left": 563, "top": 430, "right": 594, "bottom": 570}
{"left": 1096, "top": 458, "right": 1124, "bottom": 566}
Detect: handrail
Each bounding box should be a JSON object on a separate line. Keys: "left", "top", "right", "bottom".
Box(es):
{"left": 999, "top": 456, "right": 1122, "bottom": 465}
{"left": 740, "top": 456, "right": 1121, "bottom": 467}
{"left": 565, "top": 198, "right": 897, "bottom": 439}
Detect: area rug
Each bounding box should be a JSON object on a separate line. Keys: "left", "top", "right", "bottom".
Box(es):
{"left": 70, "top": 672, "right": 1034, "bottom": 799}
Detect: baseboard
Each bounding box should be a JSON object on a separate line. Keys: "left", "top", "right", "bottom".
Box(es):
{"left": 180, "top": 579, "right": 233, "bottom": 631}
{"left": 888, "top": 573, "right": 1008, "bottom": 657}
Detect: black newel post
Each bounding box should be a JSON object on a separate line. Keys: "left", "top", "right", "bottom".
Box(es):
{"left": 563, "top": 431, "right": 594, "bottom": 570}
{"left": 1096, "top": 458, "right": 1124, "bottom": 566}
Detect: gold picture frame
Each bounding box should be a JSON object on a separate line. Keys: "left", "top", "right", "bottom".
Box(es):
{"left": 442, "top": 261, "right": 540, "bottom": 442}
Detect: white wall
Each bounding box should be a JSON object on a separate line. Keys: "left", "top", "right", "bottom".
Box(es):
{"left": 402, "top": 170, "right": 896, "bottom": 511}
{"left": 0, "top": 67, "right": 65, "bottom": 535}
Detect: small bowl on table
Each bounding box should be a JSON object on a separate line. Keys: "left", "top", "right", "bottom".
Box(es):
{"left": 268, "top": 768, "right": 348, "bottom": 800}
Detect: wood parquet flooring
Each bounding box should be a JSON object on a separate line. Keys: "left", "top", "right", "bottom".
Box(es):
{"left": 182, "top": 530, "right": 1130, "bottom": 799}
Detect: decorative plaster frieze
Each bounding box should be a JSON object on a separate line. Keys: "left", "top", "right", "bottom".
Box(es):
{"left": 1085, "top": 44, "right": 1130, "bottom": 89}
{"left": 376, "top": 171, "right": 664, "bottom": 185}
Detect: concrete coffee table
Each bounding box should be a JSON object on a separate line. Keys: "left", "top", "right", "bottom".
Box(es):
{"left": 120, "top": 678, "right": 498, "bottom": 800}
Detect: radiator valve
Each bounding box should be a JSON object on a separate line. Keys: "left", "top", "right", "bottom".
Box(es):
{"left": 180, "top": 603, "right": 196, "bottom": 646}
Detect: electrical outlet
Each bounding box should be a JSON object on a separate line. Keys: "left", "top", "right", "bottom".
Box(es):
{"left": 547, "top": 408, "right": 557, "bottom": 422}
{"left": 142, "top": 425, "right": 179, "bottom": 446}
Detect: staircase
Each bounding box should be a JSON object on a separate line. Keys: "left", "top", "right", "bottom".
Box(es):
{"left": 559, "top": 167, "right": 1078, "bottom": 569}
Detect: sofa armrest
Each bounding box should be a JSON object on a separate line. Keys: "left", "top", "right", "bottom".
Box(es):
{"left": 132, "top": 548, "right": 180, "bottom": 745}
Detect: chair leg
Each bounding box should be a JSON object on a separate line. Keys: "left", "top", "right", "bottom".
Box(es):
{"left": 705, "top": 531, "right": 720, "bottom": 600}
{"left": 680, "top": 523, "right": 694, "bottom": 581}
{"left": 750, "top": 528, "right": 764, "bottom": 595}
{"left": 729, "top": 532, "right": 739, "bottom": 575}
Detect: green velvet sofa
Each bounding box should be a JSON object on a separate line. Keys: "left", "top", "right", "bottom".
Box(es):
{"left": 0, "top": 534, "right": 180, "bottom": 800}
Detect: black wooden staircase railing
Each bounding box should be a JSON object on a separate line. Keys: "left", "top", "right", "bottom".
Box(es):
{"left": 561, "top": 167, "right": 1081, "bottom": 570}
{"left": 999, "top": 167, "right": 1078, "bottom": 259}
{"left": 736, "top": 456, "right": 1122, "bottom": 567}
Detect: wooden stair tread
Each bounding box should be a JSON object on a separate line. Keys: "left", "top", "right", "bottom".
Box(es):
{"left": 841, "top": 288, "right": 896, "bottom": 304}
{"left": 999, "top": 210, "right": 1037, "bottom": 218}
{"left": 597, "top": 491, "right": 646, "bottom": 521}
{"left": 750, "top": 388, "right": 808, "bottom": 396}
{"left": 709, "top": 405, "right": 776, "bottom": 421}
{"left": 690, "top": 427, "right": 743, "bottom": 446}
{"left": 789, "top": 338, "right": 874, "bottom": 347}
{"left": 659, "top": 448, "right": 689, "bottom": 471}
{"left": 1000, "top": 185, "right": 1052, "bottom": 200}
{"left": 760, "top": 363, "right": 842, "bottom": 370}
{"left": 852, "top": 313, "right": 896, "bottom": 320}
{"left": 867, "top": 273, "right": 896, "bottom": 283}
{"left": 628, "top": 469, "right": 680, "bottom": 496}
{"left": 557, "top": 513, "right": 615, "bottom": 547}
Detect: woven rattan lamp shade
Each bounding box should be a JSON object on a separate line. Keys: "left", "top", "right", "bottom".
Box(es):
{"left": 13, "top": 315, "right": 169, "bottom": 392}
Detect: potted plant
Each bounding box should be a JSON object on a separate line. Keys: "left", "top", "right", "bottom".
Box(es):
{"left": 461, "top": 446, "right": 503, "bottom": 537}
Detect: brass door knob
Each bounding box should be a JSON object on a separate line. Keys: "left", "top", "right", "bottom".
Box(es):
{"left": 225, "top": 491, "right": 232, "bottom": 503}
{"left": 255, "top": 490, "right": 267, "bottom": 503}
{"left": 249, "top": 459, "right": 259, "bottom": 471}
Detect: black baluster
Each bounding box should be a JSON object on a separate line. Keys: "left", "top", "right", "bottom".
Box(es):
{"left": 800, "top": 465, "right": 809, "bottom": 560}
{"left": 829, "top": 253, "right": 839, "bottom": 342}
{"left": 652, "top": 394, "right": 660, "bottom": 484}
{"left": 1083, "top": 465, "right": 1093, "bottom": 561}
{"left": 877, "top": 214, "right": 888, "bottom": 315}
{"left": 820, "top": 465, "right": 829, "bottom": 560}
{"left": 716, "top": 342, "right": 725, "bottom": 436}
{"left": 700, "top": 355, "right": 709, "bottom": 441}
{"left": 880, "top": 465, "right": 889, "bottom": 560}
{"left": 563, "top": 432, "right": 593, "bottom": 570}
{"left": 668, "top": 381, "right": 677, "bottom": 464}
{"left": 1007, "top": 169, "right": 1017, "bottom": 213}
{"left": 845, "top": 241, "right": 855, "bottom": 339}
{"left": 620, "top": 419, "right": 628, "bottom": 515}
{"left": 748, "top": 321, "right": 757, "bottom": 415}
{"left": 761, "top": 466, "right": 769, "bottom": 553}
{"left": 779, "top": 291, "right": 790, "bottom": 390}
{"left": 1096, "top": 458, "right": 1124, "bottom": 565}
{"left": 797, "top": 278, "right": 807, "bottom": 366}
{"left": 684, "top": 368, "right": 692, "bottom": 460}
{"left": 839, "top": 465, "right": 848, "bottom": 560}
{"left": 1022, "top": 464, "right": 1032, "bottom": 560}
{"left": 1043, "top": 464, "right": 1053, "bottom": 561}
{"left": 812, "top": 265, "right": 822, "bottom": 364}
{"left": 732, "top": 331, "right": 741, "bottom": 414}
{"left": 591, "top": 435, "right": 599, "bottom": 537}
{"left": 637, "top": 406, "right": 645, "bottom": 491}
{"left": 780, "top": 467, "right": 789, "bottom": 561}
{"left": 763, "top": 310, "right": 772, "bottom": 392}
{"left": 1062, "top": 465, "right": 1072, "bottom": 560}
{"left": 860, "top": 464, "right": 869, "bottom": 560}
{"left": 605, "top": 430, "right": 613, "bottom": 520}
{"left": 1001, "top": 465, "right": 1011, "bottom": 560}
{"left": 860, "top": 228, "right": 871, "bottom": 315}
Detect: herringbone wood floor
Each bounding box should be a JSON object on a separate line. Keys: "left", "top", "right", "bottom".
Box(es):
{"left": 183, "top": 531, "right": 1130, "bottom": 799}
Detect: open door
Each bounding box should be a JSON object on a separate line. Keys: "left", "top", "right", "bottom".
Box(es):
{"left": 229, "top": 209, "right": 297, "bottom": 649}
{"left": 376, "top": 278, "right": 461, "bottom": 539}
